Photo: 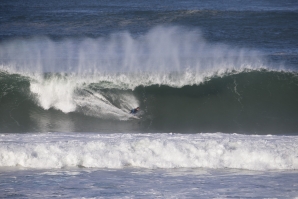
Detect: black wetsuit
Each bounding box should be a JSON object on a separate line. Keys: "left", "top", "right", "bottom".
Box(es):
{"left": 130, "top": 109, "right": 138, "bottom": 114}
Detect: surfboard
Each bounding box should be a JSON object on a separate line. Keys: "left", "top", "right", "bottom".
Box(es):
{"left": 130, "top": 115, "right": 141, "bottom": 120}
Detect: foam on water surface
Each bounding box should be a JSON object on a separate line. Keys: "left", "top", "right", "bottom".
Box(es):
{"left": 1, "top": 133, "right": 297, "bottom": 170}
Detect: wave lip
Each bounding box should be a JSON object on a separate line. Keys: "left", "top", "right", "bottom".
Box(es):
{"left": 0, "top": 133, "right": 297, "bottom": 170}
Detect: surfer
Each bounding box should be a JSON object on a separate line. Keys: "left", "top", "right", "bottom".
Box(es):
{"left": 130, "top": 107, "right": 140, "bottom": 114}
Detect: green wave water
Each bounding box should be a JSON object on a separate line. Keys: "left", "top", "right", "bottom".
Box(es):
{"left": 1, "top": 70, "right": 297, "bottom": 134}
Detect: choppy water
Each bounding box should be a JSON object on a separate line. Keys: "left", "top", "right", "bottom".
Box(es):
{"left": 1, "top": 167, "right": 298, "bottom": 198}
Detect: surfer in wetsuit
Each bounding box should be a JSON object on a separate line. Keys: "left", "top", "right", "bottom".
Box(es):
{"left": 130, "top": 107, "right": 140, "bottom": 114}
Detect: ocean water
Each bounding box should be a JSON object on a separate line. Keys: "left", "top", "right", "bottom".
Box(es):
{"left": 1, "top": 0, "right": 298, "bottom": 198}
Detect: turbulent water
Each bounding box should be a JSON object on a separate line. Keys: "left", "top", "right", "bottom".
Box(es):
{"left": 0, "top": 0, "right": 298, "bottom": 198}
{"left": 1, "top": 132, "right": 297, "bottom": 170}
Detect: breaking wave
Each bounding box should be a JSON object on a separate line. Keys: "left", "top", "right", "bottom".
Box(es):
{"left": 0, "top": 133, "right": 297, "bottom": 170}
{"left": 0, "top": 26, "right": 297, "bottom": 133}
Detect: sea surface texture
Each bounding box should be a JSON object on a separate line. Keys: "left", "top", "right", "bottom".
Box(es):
{"left": 0, "top": 0, "right": 298, "bottom": 198}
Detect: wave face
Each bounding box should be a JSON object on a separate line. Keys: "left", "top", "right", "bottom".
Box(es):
{"left": 0, "top": 70, "right": 298, "bottom": 134}
{"left": 0, "top": 26, "right": 297, "bottom": 134}
{"left": 0, "top": 133, "right": 297, "bottom": 170}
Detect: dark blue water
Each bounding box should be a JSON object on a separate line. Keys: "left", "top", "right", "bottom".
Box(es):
{"left": 1, "top": 0, "right": 298, "bottom": 60}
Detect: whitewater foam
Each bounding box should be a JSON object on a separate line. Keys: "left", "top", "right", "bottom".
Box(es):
{"left": 0, "top": 133, "right": 297, "bottom": 170}
{"left": 30, "top": 75, "right": 77, "bottom": 112}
